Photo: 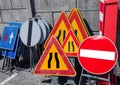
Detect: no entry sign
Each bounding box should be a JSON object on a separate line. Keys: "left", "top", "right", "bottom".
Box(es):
{"left": 78, "top": 36, "right": 118, "bottom": 75}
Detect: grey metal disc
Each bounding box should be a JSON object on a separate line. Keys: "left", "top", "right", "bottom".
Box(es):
{"left": 20, "top": 20, "right": 41, "bottom": 47}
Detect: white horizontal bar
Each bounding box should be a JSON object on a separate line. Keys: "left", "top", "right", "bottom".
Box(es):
{"left": 100, "top": 12, "right": 103, "bottom": 22}
{"left": 100, "top": 0, "right": 104, "bottom": 3}
{"left": 80, "top": 49, "right": 115, "bottom": 61}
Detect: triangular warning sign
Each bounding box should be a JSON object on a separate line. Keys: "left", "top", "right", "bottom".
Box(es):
{"left": 34, "top": 36, "right": 76, "bottom": 76}
{"left": 44, "top": 12, "right": 72, "bottom": 48}
{"left": 68, "top": 8, "right": 89, "bottom": 43}
{"left": 62, "top": 29, "right": 80, "bottom": 57}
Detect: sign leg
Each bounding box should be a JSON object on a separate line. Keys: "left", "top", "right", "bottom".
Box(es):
{"left": 2, "top": 50, "right": 7, "bottom": 72}
{"left": 29, "top": 47, "right": 35, "bottom": 71}
{"left": 30, "top": 48, "right": 33, "bottom": 71}
{"left": 51, "top": 76, "right": 59, "bottom": 84}
{"left": 9, "top": 58, "right": 13, "bottom": 74}
{"left": 78, "top": 69, "right": 84, "bottom": 85}
{"left": 31, "top": 47, "right": 35, "bottom": 68}
{"left": 65, "top": 58, "right": 76, "bottom": 85}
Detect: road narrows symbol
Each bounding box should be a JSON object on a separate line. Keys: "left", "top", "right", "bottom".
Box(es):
{"left": 57, "top": 30, "right": 61, "bottom": 43}
{"left": 68, "top": 41, "right": 75, "bottom": 52}
{"left": 57, "top": 30, "right": 66, "bottom": 44}
{"left": 48, "top": 52, "right": 60, "bottom": 68}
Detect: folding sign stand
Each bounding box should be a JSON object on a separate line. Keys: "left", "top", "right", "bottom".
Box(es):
{"left": 78, "top": 69, "right": 111, "bottom": 85}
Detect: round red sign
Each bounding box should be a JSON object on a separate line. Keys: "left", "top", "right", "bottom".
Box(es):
{"left": 78, "top": 36, "right": 118, "bottom": 75}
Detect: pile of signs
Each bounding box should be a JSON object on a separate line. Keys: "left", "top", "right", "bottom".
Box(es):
{"left": 0, "top": 7, "right": 118, "bottom": 85}
{"left": 0, "top": 17, "right": 52, "bottom": 72}
{"left": 34, "top": 8, "right": 89, "bottom": 76}
{"left": 33, "top": 8, "right": 118, "bottom": 85}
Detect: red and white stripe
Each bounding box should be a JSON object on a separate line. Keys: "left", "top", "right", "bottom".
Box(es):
{"left": 99, "top": 0, "right": 105, "bottom": 36}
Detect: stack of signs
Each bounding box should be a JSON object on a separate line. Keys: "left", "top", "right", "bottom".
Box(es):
{"left": 0, "top": 22, "right": 22, "bottom": 59}
{"left": 34, "top": 12, "right": 76, "bottom": 76}
{"left": 20, "top": 17, "right": 51, "bottom": 47}
{"left": 34, "top": 8, "right": 89, "bottom": 76}
{"left": 62, "top": 8, "right": 89, "bottom": 57}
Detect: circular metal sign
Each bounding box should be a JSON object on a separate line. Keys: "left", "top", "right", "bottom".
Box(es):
{"left": 78, "top": 36, "right": 118, "bottom": 75}
{"left": 20, "top": 20, "right": 41, "bottom": 47}
{"left": 41, "top": 18, "right": 51, "bottom": 36}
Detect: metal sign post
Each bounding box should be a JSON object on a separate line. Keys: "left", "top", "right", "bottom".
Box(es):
{"left": 20, "top": 19, "right": 42, "bottom": 70}
{"left": 78, "top": 36, "right": 118, "bottom": 85}
{"left": 2, "top": 50, "right": 13, "bottom": 74}
{"left": 78, "top": 69, "right": 111, "bottom": 85}
{"left": 65, "top": 58, "right": 76, "bottom": 85}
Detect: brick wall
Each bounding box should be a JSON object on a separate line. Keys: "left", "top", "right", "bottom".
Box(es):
{"left": 0, "top": 0, "right": 100, "bottom": 35}
{"left": 0, "top": 0, "right": 120, "bottom": 75}
{"left": 0, "top": 0, "right": 32, "bottom": 34}
{"left": 0, "top": 0, "right": 119, "bottom": 36}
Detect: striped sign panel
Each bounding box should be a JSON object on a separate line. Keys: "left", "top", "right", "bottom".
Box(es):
{"left": 99, "top": 0, "right": 105, "bottom": 36}
{"left": 20, "top": 20, "right": 41, "bottom": 47}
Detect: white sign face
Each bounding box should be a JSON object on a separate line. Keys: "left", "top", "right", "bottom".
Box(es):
{"left": 41, "top": 18, "right": 51, "bottom": 36}
{"left": 37, "top": 19, "right": 47, "bottom": 44}
{"left": 20, "top": 20, "right": 41, "bottom": 47}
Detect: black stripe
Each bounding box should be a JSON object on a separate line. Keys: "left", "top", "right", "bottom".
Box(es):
{"left": 27, "top": 20, "right": 33, "bottom": 46}
{"left": 48, "top": 53, "right": 52, "bottom": 68}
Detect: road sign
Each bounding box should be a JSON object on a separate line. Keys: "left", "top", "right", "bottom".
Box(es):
{"left": 62, "top": 29, "right": 80, "bottom": 57}
{"left": 2, "top": 23, "right": 22, "bottom": 59}
{"left": 9, "top": 22, "right": 23, "bottom": 29}
{"left": 44, "top": 12, "right": 72, "bottom": 48}
{"left": 0, "top": 26, "right": 19, "bottom": 50}
{"left": 34, "top": 36, "right": 76, "bottom": 76}
{"left": 68, "top": 8, "right": 89, "bottom": 43}
{"left": 20, "top": 19, "right": 41, "bottom": 47}
{"left": 2, "top": 34, "right": 19, "bottom": 59}
{"left": 78, "top": 36, "right": 118, "bottom": 75}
